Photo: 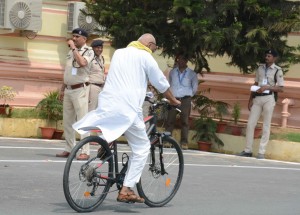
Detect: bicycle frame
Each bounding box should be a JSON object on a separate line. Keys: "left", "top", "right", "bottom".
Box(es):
{"left": 102, "top": 97, "right": 173, "bottom": 189}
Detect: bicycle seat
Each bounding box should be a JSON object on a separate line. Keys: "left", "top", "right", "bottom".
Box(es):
{"left": 79, "top": 126, "right": 102, "bottom": 132}
{"left": 144, "top": 116, "right": 153, "bottom": 123}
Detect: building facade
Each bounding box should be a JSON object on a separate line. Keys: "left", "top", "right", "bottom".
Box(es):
{"left": 0, "top": 0, "right": 299, "bottom": 128}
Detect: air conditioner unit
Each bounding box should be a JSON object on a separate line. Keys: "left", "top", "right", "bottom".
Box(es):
{"left": 67, "top": 1, "right": 105, "bottom": 35}
{"left": 0, "top": 0, "right": 42, "bottom": 31}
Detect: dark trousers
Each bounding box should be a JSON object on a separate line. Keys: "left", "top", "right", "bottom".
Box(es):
{"left": 165, "top": 97, "right": 191, "bottom": 145}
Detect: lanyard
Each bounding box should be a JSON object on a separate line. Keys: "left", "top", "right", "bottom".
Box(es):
{"left": 177, "top": 69, "right": 187, "bottom": 85}
{"left": 72, "top": 48, "right": 89, "bottom": 68}
{"left": 264, "top": 67, "right": 268, "bottom": 79}
{"left": 94, "top": 56, "right": 104, "bottom": 70}
{"left": 264, "top": 65, "right": 270, "bottom": 85}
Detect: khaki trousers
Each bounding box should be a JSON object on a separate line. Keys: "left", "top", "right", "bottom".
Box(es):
{"left": 165, "top": 97, "right": 191, "bottom": 145}
{"left": 63, "top": 86, "right": 90, "bottom": 154}
{"left": 88, "top": 84, "right": 102, "bottom": 111}
{"left": 245, "top": 95, "right": 275, "bottom": 154}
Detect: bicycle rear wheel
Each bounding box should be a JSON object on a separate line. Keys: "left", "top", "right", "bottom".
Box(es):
{"left": 63, "top": 136, "right": 113, "bottom": 212}
{"left": 136, "top": 135, "right": 184, "bottom": 207}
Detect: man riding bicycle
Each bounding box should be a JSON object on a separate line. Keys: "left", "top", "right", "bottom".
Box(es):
{"left": 73, "top": 33, "right": 180, "bottom": 203}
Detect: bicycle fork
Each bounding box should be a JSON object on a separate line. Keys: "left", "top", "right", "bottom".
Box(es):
{"left": 150, "top": 133, "right": 168, "bottom": 176}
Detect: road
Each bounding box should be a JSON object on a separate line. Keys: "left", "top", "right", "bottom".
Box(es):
{"left": 0, "top": 137, "right": 300, "bottom": 215}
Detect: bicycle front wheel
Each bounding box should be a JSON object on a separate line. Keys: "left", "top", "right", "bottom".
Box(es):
{"left": 136, "top": 135, "right": 184, "bottom": 207}
{"left": 63, "top": 136, "right": 113, "bottom": 212}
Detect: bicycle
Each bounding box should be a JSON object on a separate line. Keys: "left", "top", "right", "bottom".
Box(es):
{"left": 63, "top": 93, "right": 184, "bottom": 212}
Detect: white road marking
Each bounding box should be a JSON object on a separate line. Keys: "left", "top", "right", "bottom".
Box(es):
{"left": 0, "top": 160, "right": 299, "bottom": 171}
{"left": 1, "top": 145, "right": 300, "bottom": 171}
{"left": 184, "top": 163, "right": 300, "bottom": 171}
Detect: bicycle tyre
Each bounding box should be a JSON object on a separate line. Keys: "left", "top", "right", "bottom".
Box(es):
{"left": 136, "top": 135, "right": 184, "bottom": 207}
{"left": 63, "top": 136, "right": 113, "bottom": 212}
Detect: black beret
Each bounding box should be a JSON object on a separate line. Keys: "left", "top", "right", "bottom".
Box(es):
{"left": 72, "top": 28, "right": 88, "bottom": 38}
{"left": 91, "top": 40, "right": 104, "bottom": 47}
{"left": 265, "top": 49, "right": 278, "bottom": 57}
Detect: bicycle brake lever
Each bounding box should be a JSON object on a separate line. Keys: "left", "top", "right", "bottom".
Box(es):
{"left": 175, "top": 107, "right": 181, "bottom": 113}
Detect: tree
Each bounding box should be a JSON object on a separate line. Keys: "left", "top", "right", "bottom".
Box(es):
{"left": 83, "top": 0, "right": 300, "bottom": 74}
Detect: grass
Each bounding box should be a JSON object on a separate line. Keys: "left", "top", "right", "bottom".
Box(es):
{"left": 10, "top": 107, "right": 42, "bottom": 119}
{"left": 270, "top": 127, "right": 300, "bottom": 143}
{"left": 270, "top": 132, "right": 300, "bottom": 142}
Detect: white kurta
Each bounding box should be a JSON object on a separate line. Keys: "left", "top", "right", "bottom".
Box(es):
{"left": 73, "top": 46, "right": 170, "bottom": 143}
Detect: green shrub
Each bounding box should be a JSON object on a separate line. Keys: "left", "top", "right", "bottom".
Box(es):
{"left": 10, "top": 108, "right": 41, "bottom": 119}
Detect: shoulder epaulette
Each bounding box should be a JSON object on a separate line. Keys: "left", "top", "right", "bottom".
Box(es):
{"left": 274, "top": 65, "right": 282, "bottom": 70}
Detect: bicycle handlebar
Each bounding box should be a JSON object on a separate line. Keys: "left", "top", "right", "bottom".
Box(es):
{"left": 145, "top": 94, "right": 181, "bottom": 113}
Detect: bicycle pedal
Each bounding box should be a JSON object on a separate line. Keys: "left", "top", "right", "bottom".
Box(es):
{"left": 122, "top": 153, "right": 129, "bottom": 166}
{"left": 117, "top": 199, "right": 135, "bottom": 204}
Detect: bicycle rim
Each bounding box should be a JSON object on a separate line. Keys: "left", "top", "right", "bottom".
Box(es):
{"left": 63, "top": 136, "right": 113, "bottom": 212}
{"left": 137, "top": 136, "right": 184, "bottom": 207}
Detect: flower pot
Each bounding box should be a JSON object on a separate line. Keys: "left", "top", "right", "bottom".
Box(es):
{"left": 216, "top": 121, "right": 227, "bottom": 133}
{"left": 0, "top": 106, "right": 12, "bottom": 116}
{"left": 197, "top": 141, "right": 211, "bottom": 152}
{"left": 39, "top": 127, "right": 55, "bottom": 139}
{"left": 229, "top": 124, "right": 243, "bottom": 136}
{"left": 52, "top": 129, "right": 64, "bottom": 140}
{"left": 254, "top": 127, "right": 262, "bottom": 138}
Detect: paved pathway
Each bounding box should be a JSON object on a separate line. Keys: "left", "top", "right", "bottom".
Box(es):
{"left": 0, "top": 137, "right": 300, "bottom": 215}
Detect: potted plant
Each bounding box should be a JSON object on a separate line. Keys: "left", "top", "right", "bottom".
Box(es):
{"left": 229, "top": 102, "right": 244, "bottom": 136}
{"left": 254, "top": 124, "right": 262, "bottom": 138}
{"left": 0, "top": 85, "right": 17, "bottom": 116}
{"left": 36, "top": 90, "right": 63, "bottom": 139}
{"left": 192, "top": 91, "right": 225, "bottom": 151}
{"left": 192, "top": 116, "right": 224, "bottom": 151}
{"left": 215, "top": 101, "right": 230, "bottom": 133}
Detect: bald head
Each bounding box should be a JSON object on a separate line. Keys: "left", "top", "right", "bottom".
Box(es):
{"left": 138, "top": 33, "right": 156, "bottom": 45}
{"left": 138, "top": 33, "right": 157, "bottom": 52}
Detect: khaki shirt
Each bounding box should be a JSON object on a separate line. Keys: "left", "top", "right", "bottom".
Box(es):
{"left": 255, "top": 63, "right": 284, "bottom": 87}
{"left": 89, "top": 55, "right": 105, "bottom": 84}
{"left": 64, "top": 44, "right": 94, "bottom": 85}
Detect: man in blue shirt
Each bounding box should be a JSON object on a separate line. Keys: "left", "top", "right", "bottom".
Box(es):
{"left": 165, "top": 54, "right": 198, "bottom": 149}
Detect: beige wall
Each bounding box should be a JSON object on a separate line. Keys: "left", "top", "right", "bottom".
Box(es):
{"left": 0, "top": 0, "right": 299, "bottom": 127}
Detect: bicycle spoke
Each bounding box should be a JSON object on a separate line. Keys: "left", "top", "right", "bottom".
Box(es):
{"left": 63, "top": 136, "right": 113, "bottom": 212}
{"left": 137, "top": 136, "right": 184, "bottom": 207}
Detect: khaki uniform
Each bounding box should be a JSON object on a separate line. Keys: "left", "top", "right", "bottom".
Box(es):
{"left": 88, "top": 55, "right": 105, "bottom": 111}
{"left": 245, "top": 63, "right": 284, "bottom": 154}
{"left": 63, "top": 44, "right": 94, "bottom": 154}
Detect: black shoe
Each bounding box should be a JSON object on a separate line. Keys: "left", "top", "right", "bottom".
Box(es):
{"left": 257, "top": 153, "right": 265, "bottom": 159}
{"left": 237, "top": 151, "right": 253, "bottom": 157}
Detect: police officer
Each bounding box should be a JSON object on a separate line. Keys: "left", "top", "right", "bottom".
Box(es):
{"left": 56, "top": 28, "right": 94, "bottom": 160}
{"left": 238, "top": 49, "right": 284, "bottom": 159}
{"left": 89, "top": 39, "right": 106, "bottom": 111}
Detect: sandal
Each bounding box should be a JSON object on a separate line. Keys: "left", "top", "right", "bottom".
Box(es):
{"left": 117, "top": 190, "right": 145, "bottom": 203}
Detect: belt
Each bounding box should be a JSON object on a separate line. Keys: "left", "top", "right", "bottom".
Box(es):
{"left": 65, "top": 82, "right": 89, "bottom": 90}
{"left": 175, "top": 96, "right": 191, "bottom": 100}
{"left": 254, "top": 92, "right": 273, "bottom": 96}
{"left": 91, "top": 83, "right": 104, "bottom": 88}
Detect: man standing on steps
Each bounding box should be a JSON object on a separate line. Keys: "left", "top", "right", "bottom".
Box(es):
{"left": 238, "top": 49, "right": 284, "bottom": 159}
{"left": 165, "top": 53, "right": 198, "bottom": 150}
{"left": 88, "top": 39, "right": 106, "bottom": 111}
{"left": 56, "top": 28, "right": 94, "bottom": 160}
